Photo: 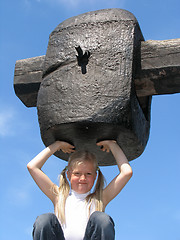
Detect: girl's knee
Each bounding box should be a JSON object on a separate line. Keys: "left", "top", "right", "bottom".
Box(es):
{"left": 90, "top": 211, "right": 115, "bottom": 228}
{"left": 33, "top": 213, "right": 65, "bottom": 240}
{"left": 85, "top": 211, "right": 115, "bottom": 239}
{"left": 33, "top": 213, "right": 58, "bottom": 230}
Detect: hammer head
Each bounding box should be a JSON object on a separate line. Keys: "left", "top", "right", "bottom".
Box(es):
{"left": 36, "top": 9, "right": 151, "bottom": 165}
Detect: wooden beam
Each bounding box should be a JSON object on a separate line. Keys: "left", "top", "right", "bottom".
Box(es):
{"left": 14, "top": 56, "right": 45, "bottom": 107}
{"left": 14, "top": 39, "right": 180, "bottom": 107}
{"left": 135, "top": 38, "right": 180, "bottom": 97}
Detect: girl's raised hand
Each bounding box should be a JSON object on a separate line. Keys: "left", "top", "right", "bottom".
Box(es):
{"left": 55, "top": 141, "right": 75, "bottom": 153}
{"left": 96, "top": 140, "right": 116, "bottom": 153}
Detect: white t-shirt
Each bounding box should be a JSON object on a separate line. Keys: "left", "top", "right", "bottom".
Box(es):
{"left": 58, "top": 190, "right": 96, "bottom": 240}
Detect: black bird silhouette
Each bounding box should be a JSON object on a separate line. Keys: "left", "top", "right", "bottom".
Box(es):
{"left": 75, "top": 46, "right": 90, "bottom": 74}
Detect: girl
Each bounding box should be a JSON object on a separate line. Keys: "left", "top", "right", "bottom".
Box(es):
{"left": 27, "top": 140, "right": 133, "bottom": 240}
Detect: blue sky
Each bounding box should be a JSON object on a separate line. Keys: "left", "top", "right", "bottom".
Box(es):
{"left": 0, "top": 0, "right": 180, "bottom": 239}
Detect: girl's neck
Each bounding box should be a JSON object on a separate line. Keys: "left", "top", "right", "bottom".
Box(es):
{"left": 71, "top": 189, "right": 90, "bottom": 199}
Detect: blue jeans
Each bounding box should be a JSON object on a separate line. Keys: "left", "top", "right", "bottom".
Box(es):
{"left": 33, "top": 211, "right": 115, "bottom": 240}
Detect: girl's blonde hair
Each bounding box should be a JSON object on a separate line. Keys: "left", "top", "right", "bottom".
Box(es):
{"left": 53, "top": 150, "right": 105, "bottom": 225}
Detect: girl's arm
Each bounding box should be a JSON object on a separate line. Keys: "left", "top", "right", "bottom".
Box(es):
{"left": 97, "top": 140, "right": 133, "bottom": 208}
{"left": 27, "top": 141, "right": 75, "bottom": 205}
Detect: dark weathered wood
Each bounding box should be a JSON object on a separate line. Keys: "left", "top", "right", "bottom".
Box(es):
{"left": 14, "top": 39, "right": 180, "bottom": 107}
{"left": 13, "top": 9, "right": 180, "bottom": 166}
{"left": 36, "top": 9, "right": 150, "bottom": 165}
{"left": 14, "top": 56, "right": 45, "bottom": 107}
{"left": 135, "top": 39, "right": 180, "bottom": 97}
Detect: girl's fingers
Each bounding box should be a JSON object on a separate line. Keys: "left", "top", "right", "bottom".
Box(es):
{"left": 68, "top": 149, "right": 75, "bottom": 153}
{"left": 68, "top": 144, "right": 75, "bottom": 148}
{"left": 99, "top": 145, "right": 110, "bottom": 152}
{"left": 96, "top": 141, "right": 106, "bottom": 145}
{"left": 60, "top": 147, "right": 75, "bottom": 153}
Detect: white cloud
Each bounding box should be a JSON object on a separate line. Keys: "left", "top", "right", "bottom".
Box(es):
{"left": 0, "top": 109, "right": 15, "bottom": 137}
{"left": 42, "top": 0, "right": 84, "bottom": 8}
{"left": 42, "top": 0, "right": 127, "bottom": 9}
{"left": 25, "top": 226, "right": 33, "bottom": 237}
{"left": 6, "top": 187, "right": 31, "bottom": 206}
{"left": 14, "top": 189, "right": 30, "bottom": 202}
{"left": 23, "top": 0, "right": 128, "bottom": 11}
{"left": 59, "top": 0, "right": 81, "bottom": 7}
{"left": 0, "top": 104, "right": 37, "bottom": 138}
{"left": 24, "top": 0, "right": 31, "bottom": 7}
{"left": 5, "top": 177, "right": 35, "bottom": 207}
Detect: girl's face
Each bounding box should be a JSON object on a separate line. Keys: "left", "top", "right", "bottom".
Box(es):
{"left": 67, "top": 161, "right": 97, "bottom": 194}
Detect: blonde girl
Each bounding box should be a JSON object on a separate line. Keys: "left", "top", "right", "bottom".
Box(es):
{"left": 27, "top": 140, "right": 133, "bottom": 240}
